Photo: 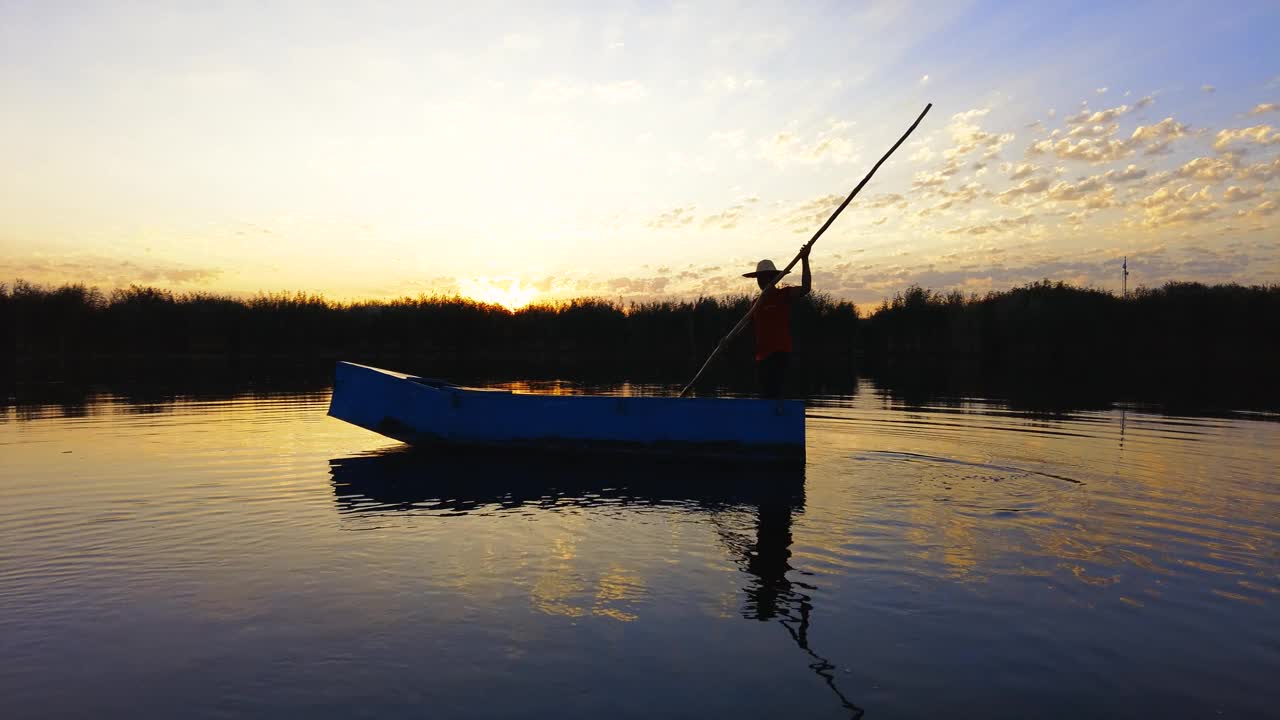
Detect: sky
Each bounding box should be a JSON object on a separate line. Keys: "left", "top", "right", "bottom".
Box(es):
{"left": 2, "top": 1, "right": 1278, "bottom": 310}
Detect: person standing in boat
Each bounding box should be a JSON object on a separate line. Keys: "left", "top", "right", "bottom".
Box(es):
{"left": 743, "top": 245, "right": 811, "bottom": 399}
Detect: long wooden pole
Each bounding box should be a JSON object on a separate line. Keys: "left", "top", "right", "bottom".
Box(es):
{"left": 678, "top": 103, "right": 932, "bottom": 398}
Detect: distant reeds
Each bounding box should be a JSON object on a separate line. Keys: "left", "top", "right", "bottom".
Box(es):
{"left": 0, "top": 280, "right": 856, "bottom": 387}
{"left": 2, "top": 279, "right": 1276, "bottom": 407}
{"left": 860, "top": 280, "right": 1280, "bottom": 408}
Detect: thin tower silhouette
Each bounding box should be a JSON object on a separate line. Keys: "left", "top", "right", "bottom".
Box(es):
{"left": 1122, "top": 256, "right": 1129, "bottom": 298}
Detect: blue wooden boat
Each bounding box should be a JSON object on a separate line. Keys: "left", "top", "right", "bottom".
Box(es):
{"left": 327, "top": 362, "right": 805, "bottom": 462}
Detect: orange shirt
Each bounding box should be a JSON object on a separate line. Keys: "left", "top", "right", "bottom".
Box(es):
{"left": 752, "top": 286, "right": 802, "bottom": 361}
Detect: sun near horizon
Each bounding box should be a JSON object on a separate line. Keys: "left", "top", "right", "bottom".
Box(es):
{"left": 458, "top": 277, "right": 542, "bottom": 311}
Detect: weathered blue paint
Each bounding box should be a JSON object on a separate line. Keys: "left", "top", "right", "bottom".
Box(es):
{"left": 327, "top": 362, "right": 805, "bottom": 462}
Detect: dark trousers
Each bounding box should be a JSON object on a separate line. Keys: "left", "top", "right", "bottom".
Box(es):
{"left": 756, "top": 352, "right": 790, "bottom": 399}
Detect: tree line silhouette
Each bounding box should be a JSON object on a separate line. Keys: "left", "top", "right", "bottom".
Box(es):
{"left": 2, "top": 279, "right": 1276, "bottom": 407}
{"left": 861, "top": 280, "right": 1280, "bottom": 408}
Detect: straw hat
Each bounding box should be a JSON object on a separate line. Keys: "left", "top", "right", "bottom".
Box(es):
{"left": 742, "top": 259, "right": 790, "bottom": 279}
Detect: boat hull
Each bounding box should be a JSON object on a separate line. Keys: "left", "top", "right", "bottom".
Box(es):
{"left": 327, "top": 362, "right": 805, "bottom": 462}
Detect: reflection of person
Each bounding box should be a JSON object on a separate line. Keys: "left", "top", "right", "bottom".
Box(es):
{"left": 743, "top": 495, "right": 795, "bottom": 621}
{"left": 743, "top": 245, "right": 812, "bottom": 399}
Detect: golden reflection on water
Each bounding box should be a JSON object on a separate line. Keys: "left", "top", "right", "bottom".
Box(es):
{"left": 799, "top": 398, "right": 1280, "bottom": 607}
{"left": 4, "top": 386, "right": 1280, "bottom": 717}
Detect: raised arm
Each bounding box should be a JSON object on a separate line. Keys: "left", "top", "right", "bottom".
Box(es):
{"left": 798, "top": 244, "right": 812, "bottom": 296}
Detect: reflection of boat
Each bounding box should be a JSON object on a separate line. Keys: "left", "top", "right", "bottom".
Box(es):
{"left": 329, "top": 446, "right": 805, "bottom": 516}
{"left": 327, "top": 362, "right": 805, "bottom": 462}
{"left": 329, "top": 448, "right": 863, "bottom": 718}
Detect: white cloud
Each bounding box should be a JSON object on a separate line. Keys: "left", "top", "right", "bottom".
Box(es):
{"left": 1201, "top": 85, "right": 1216, "bottom": 93}
{"left": 920, "top": 74, "right": 931, "bottom": 86}
{"left": 648, "top": 206, "right": 697, "bottom": 229}
{"left": 1242, "top": 199, "right": 1278, "bottom": 217}
{"left": 1105, "top": 164, "right": 1147, "bottom": 182}
{"left": 1138, "top": 183, "right": 1218, "bottom": 228}
{"left": 1223, "top": 185, "right": 1265, "bottom": 203}
{"left": 776, "top": 193, "right": 843, "bottom": 230}
{"left": 1008, "top": 162, "right": 1037, "bottom": 180}
{"left": 1247, "top": 103, "right": 1279, "bottom": 116}
{"left": 866, "top": 193, "right": 906, "bottom": 209}
{"left": 1212, "top": 124, "right": 1280, "bottom": 152}
{"left": 594, "top": 80, "right": 648, "bottom": 104}
{"left": 1096, "top": 87, "right": 1108, "bottom": 94}
{"left": 909, "top": 145, "right": 936, "bottom": 163}
{"left": 702, "top": 199, "right": 755, "bottom": 229}
{"left": 945, "top": 214, "right": 1034, "bottom": 235}
{"left": 1046, "top": 176, "right": 1108, "bottom": 202}
{"left": 710, "top": 129, "right": 746, "bottom": 149}
{"left": 1129, "top": 117, "right": 1189, "bottom": 155}
{"left": 1174, "top": 156, "right": 1237, "bottom": 181}
{"left": 531, "top": 78, "right": 585, "bottom": 102}
{"left": 942, "top": 107, "right": 1013, "bottom": 161}
{"left": 707, "top": 73, "right": 763, "bottom": 94}
{"left": 500, "top": 33, "right": 541, "bottom": 51}
{"left": 759, "top": 120, "right": 859, "bottom": 167}
{"left": 1027, "top": 135, "right": 1132, "bottom": 163}
{"left": 1239, "top": 157, "right": 1280, "bottom": 181}
{"left": 995, "top": 176, "right": 1051, "bottom": 202}
{"left": 1067, "top": 122, "right": 1120, "bottom": 139}
{"left": 1065, "top": 103, "right": 1130, "bottom": 125}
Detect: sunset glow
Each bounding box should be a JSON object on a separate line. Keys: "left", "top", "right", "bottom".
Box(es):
{"left": 1, "top": 2, "right": 1277, "bottom": 305}
{"left": 459, "top": 277, "right": 541, "bottom": 311}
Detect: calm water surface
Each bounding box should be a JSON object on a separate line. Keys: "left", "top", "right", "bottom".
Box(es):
{"left": 2, "top": 383, "right": 1278, "bottom": 719}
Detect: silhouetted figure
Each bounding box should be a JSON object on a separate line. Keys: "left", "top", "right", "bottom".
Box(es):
{"left": 743, "top": 246, "right": 812, "bottom": 399}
